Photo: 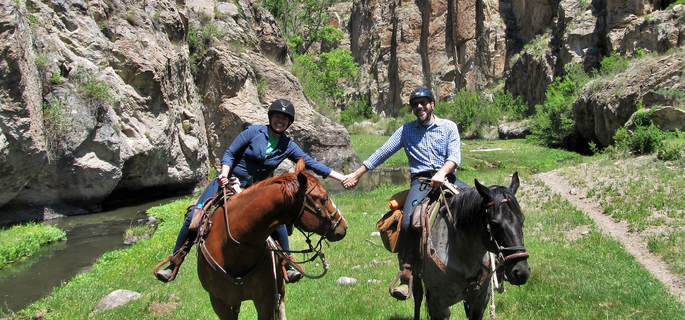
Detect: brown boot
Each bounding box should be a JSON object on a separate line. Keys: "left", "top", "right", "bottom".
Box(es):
{"left": 391, "top": 263, "right": 413, "bottom": 300}
{"left": 154, "top": 245, "right": 189, "bottom": 282}
{"left": 390, "top": 228, "right": 416, "bottom": 300}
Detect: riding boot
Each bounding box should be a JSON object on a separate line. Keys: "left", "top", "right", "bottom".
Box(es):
{"left": 155, "top": 239, "right": 192, "bottom": 282}
{"left": 391, "top": 230, "right": 415, "bottom": 300}
{"left": 285, "top": 263, "right": 303, "bottom": 283}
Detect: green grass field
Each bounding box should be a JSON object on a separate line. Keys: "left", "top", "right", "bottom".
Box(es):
{"left": 10, "top": 137, "right": 685, "bottom": 319}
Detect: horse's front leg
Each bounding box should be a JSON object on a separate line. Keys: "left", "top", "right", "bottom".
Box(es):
{"left": 425, "top": 289, "right": 451, "bottom": 320}
{"left": 464, "top": 275, "right": 493, "bottom": 320}
{"left": 412, "top": 271, "right": 423, "bottom": 320}
{"left": 209, "top": 295, "right": 240, "bottom": 320}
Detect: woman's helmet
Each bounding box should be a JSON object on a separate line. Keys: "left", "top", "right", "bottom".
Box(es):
{"left": 409, "top": 87, "right": 435, "bottom": 104}
{"left": 268, "top": 99, "right": 296, "bottom": 124}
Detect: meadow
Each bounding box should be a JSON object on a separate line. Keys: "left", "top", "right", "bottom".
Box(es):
{"left": 8, "top": 136, "right": 685, "bottom": 319}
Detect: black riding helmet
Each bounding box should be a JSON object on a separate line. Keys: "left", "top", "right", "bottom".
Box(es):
{"left": 409, "top": 87, "right": 435, "bottom": 106}
{"left": 268, "top": 99, "right": 296, "bottom": 127}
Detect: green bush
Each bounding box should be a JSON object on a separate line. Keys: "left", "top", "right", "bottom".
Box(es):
{"left": 599, "top": 52, "right": 630, "bottom": 76}
{"left": 657, "top": 145, "right": 682, "bottom": 161}
{"left": 614, "top": 125, "right": 665, "bottom": 155}
{"left": 339, "top": 95, "right": 371, "bottom": 126}
{"left": 434, "top": 88, "right": 483, "bottom": 134}
{"left": 292, "top": 50, "right": 358, "bottom": 108}
{"left": 528, "top": 64, "right": 589, "bottom": 148}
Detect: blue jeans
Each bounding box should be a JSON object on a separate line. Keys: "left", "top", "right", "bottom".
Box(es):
{"left": 400, "top": 177, "right": 470, "bottom": 231}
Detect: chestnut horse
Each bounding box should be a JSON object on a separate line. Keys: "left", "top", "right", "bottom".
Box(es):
{"left": 412, "top": 173, "right": 530, "bottom": 320}
{"left": 196, "top": 158, "right": 347, "bottom": 320}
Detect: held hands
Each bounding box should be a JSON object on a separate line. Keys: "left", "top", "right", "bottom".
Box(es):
{"left": 341, "top": 174, "right": 359, "bottom": 189}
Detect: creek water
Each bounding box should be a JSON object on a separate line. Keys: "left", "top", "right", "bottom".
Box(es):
{"left": 0, "top": 168, "right": 410, "bottom": 314}
{"left": 0, "top": 197, "right": 183, "bottom": 314}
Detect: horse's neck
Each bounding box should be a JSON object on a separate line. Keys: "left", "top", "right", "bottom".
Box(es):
{"left": 430, "top": 211, "right": 488, "bottom": 277}
{"left": 223, "top": 186, "right": 298, "bottom": 245}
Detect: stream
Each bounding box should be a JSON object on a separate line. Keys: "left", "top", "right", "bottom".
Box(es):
{"left": 0, "top": 168, "right": 411, "bottom": 314}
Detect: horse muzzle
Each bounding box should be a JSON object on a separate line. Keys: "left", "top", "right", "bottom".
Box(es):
{"left": 326, "top": 217, "right": 347, "bottom": 242}
{"left": 504, "top": 258, "right": 530, "bottom": 285}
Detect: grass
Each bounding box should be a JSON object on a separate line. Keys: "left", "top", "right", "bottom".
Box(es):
{"left": 0, "top": 222, "right": 66, "bottom": 268}
{"left": 9, "top": 136, "right": 685, "bottom": 319}
{"left": 557, "top": 151, "right": 685, "bottom": 278}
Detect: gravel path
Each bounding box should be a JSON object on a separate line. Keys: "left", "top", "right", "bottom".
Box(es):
{"left": 537, "top": 170, "right": 685, "bottom": 304}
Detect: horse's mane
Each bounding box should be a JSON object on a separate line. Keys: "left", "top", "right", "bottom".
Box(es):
{"left": 234, "top": 171, "right": 313, "bottom": 204}
{"left": 446, "top": 185, "right": 521, "bottom": 229}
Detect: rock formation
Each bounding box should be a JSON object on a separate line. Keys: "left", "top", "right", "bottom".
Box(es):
{"left": 0, "top": 0, "right": 360, "bottom": 224}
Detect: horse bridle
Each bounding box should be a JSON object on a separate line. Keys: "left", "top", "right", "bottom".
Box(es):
{"left": 297, "top": 183, "right": 344, "bottom": 234}
{"left": 484, "top": 198, "right": 530, "bottom": 268}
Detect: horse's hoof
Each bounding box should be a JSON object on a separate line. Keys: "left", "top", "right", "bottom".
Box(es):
{"left": 286, "top": 270, "right": 302, "bottom": 283}
{"left": 391, "top": 285, "right": 410, "bottom": 300}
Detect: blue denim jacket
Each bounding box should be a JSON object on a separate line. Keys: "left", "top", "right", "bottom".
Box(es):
{"left": 221, "top": 124, "right": 332, "bottom": 187}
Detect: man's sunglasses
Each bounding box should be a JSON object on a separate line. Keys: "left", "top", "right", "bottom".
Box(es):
{"left": 411, "top": 99, "right": 431, "bottom": 108}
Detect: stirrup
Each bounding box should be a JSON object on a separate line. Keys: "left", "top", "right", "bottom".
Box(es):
{"left": 389, "top": 270, "right": 413, "bottom": 300}
{"left": 154, "top": 255, "right": 180, "bottom": 282}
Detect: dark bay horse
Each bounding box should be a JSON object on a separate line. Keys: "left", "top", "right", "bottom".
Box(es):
{"left": 413, "top": 173, "right": 530, "bottom": 320}
{"left": 197, "top": 158, "right": 347, "bottom": 320}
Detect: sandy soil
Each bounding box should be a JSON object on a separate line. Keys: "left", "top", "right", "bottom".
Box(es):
{"left": 537, "top": 170, "right": 685, "bottom": 304}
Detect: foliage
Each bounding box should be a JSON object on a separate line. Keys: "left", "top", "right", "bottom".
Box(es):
{"left": 187, "top": 22, "right": 227, "bottom": 73}
{"left": 631, "top": 104, "right": 654, "bottom": 127}
{"left": 42, "top": 99, "right": 75, "bottom": 158}
{"left": 657, "top": 145, "right": 683, "bottom": 161}
{"left": 0, "top": 222, "right": 66, "bottom": 268}
{"left": 84, "top": 78, "right": 111, "bottom": 101}
{"left": 655, "top": 87, "right": 685, "bottom": 107}
{"left": 339, "top": 94, "right": 371, "bottom": 126}
{"left": 263, "top": 0, "right": 339, "bottom": 54}
{"left": 599, "top": 51, "right": 630, "bottom": 76}
{"left": 434, "top": 88, "right": 483, "bottom": 134}
{"left": 528, "top": 64, "right": 589, "bottom": 149}
{"left": 34, "top": 54, "right": 48, "bottom": 70}
{"left": 291, "top": 50, "right": 358, "bottom": 108}
{"left": 613, "top": 125, "right": 665, "bottom": 155}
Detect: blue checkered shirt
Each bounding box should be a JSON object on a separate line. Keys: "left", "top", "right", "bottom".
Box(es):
{"left": 362, "top": 116, "right": 461, "bottom": 174}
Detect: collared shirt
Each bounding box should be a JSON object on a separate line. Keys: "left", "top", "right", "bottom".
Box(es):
{"left": 362, "top": 116, "right": 461, "bottom": 175}
{"left": 221, "top": 125, "right": 332, "bottom": 187}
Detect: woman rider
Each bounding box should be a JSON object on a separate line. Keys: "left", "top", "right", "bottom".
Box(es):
{"left": 155, "top": 99, "right": 347, "bottom": 283}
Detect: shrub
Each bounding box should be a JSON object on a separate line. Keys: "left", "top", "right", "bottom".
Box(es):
{"left": 657, "top": 145, "right": 682, "bottom": 161}
{"left": 528, "top": 64, "right": 589, "bottom": 149}
{"left": 84, "top": 78, "right": 111, "bottom": 101}
{"left": 614, "top": 125, "right": 665, "bottom": 155}
{"left": 599, "top": 52, "right": 629, "bottom": 76}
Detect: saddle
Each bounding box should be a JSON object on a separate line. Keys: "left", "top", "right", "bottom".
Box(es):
{"left": 377, "top": 186, "right": 457, "bottom": 253}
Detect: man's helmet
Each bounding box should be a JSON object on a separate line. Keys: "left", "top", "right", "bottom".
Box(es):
{"left": 268, "top": 99, "right": 296, "bottom": 123}
{"left": 409, "top": 87, "right": 435, "bottom": 104}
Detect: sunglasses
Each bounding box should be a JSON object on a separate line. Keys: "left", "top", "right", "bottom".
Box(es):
{"left": 411, "top": 99, "right": 431, "bottom": 108}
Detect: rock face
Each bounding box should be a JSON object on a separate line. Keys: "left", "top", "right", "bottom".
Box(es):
{"left": 574, "top": 51, "right": 685, "bottom": 147}
{"left": 0, "top": 0, "right": 359, "bottom": 224}
{"left": 340, "top": 0, "right": 685, "bottom": 145}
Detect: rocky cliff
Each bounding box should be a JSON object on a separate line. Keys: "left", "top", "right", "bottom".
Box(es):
{"left": 1, "top": 0, "right": 684, "bottom": 224}
{"left": 338, "top": 0, "right": 684, "bottom": 144}
{"left": 0, "top": 0, "right": 360, "bottom": 224}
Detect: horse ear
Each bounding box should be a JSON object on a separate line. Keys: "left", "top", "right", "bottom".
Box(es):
{"left": 509, "top": 172, "right": 520, "bottom": 195}
{"left": 295, "top": 157, "right": 305, "bottom": 172}
{"left": 474, "top": 179, "right": 493, "bottom": 202}
{"left": 296, "top": 171, "right": 308, "bottom": 196}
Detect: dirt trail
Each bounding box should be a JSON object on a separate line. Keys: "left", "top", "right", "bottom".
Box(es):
{"left": 537, "top": 171, "right": 685, "bottom": 304}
